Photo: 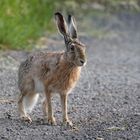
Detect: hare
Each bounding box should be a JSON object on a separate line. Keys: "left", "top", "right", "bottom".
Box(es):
{"left": 18, "top": 12, "right": 86, "bottom": 126}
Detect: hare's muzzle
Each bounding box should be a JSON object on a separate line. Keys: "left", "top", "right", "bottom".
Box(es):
{"left": 78, "top": 58, "right": 86, "bottom": 66}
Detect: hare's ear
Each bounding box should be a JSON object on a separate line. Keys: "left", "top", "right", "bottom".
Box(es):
{"left": 68, "top": 15, "right": 78, "bottom": 39}
{"left": 55, "top": 12, "right": 69, "bottom": 37}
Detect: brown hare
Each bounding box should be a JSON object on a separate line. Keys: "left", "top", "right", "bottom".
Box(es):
{"left": 18, "top": 12, "right": 86, "bottom": 126}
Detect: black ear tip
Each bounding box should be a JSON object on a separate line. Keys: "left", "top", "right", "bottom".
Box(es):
{"left": 55, "top": 12, "right": 63, "bottom": 17}
{"left": 68, "top": 15, "right": 72, "bottom": 23}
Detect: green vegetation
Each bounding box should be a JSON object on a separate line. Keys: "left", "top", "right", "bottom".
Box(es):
{"left": 0, "top": 0, "right": 54, "bottom": 49}
{"left": 0, "top": 0, "right": 140, "bottom": 50}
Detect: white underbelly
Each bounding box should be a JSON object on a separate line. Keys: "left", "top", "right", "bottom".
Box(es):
{"left": 34, "top": 78, "right": 45, "bottom": 93}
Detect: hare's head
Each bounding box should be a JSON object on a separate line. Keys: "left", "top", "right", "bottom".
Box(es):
{"left": 55, "top": 12, "right": 86, "bottom": 67}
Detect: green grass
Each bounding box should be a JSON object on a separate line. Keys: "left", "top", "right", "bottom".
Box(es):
{"left": 0, "top": 0, "right": 54, "bottom": 50}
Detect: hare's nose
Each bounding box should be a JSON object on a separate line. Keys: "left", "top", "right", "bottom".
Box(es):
{"left": 79, "top": 59, "right": 85, "bottom": 65}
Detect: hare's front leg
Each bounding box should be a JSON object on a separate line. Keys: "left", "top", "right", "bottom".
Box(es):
{"left": 44, "top": 90, "right": 56, "bottom": 125}
{"left": 60, "top": 94, "right": 73, "bottom": 126}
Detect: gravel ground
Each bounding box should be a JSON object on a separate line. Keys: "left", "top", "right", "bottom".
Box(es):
{"left": 0, "top": 12, "right": 140, "bottom": 140}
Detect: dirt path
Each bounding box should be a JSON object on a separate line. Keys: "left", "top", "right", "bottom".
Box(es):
{"left": 0, "top": 12, "right": 140, "bottom": 140}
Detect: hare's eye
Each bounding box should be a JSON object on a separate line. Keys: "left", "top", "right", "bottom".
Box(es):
{"left": 70, "top": 45, "right": 75, "bottom": 51}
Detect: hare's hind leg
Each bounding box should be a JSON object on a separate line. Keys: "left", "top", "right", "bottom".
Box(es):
{"left": 18, "top": 92, "right": 39, "bottom": 123}
{"left": 18, "top": 93, "right": 32, "bottom": 123}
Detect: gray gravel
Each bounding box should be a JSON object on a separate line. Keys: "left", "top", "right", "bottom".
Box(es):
{"left": 0, "top": 12, "right": 140, "bottom": 140}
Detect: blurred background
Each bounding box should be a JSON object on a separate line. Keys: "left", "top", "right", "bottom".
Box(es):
{"left": 0, "top": 0, "right": 140, "bottom": 50}
{"left": 0, "top": 1, "right": 140, "bottom": 139}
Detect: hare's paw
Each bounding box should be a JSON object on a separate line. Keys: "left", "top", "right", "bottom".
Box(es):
{"left": 63, "top": 119, "right": 73, "bottom": 127}
{"left": 21, "top": 115, "right": 32, "bottom": 123}
{"left": 48, "top": 117, "right": 56, "bottom": 125}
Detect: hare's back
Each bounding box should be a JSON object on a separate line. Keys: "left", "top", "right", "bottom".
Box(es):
{"left": 18, "top": 51, "right": 63, "bottom": 91}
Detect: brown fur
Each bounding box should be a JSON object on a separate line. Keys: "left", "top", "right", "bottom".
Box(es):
{"left": 43, "top": 54, "right": 81, "bottom": 93}
{"left": 17, "top": 12, "right": 86, "bottom": 126}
